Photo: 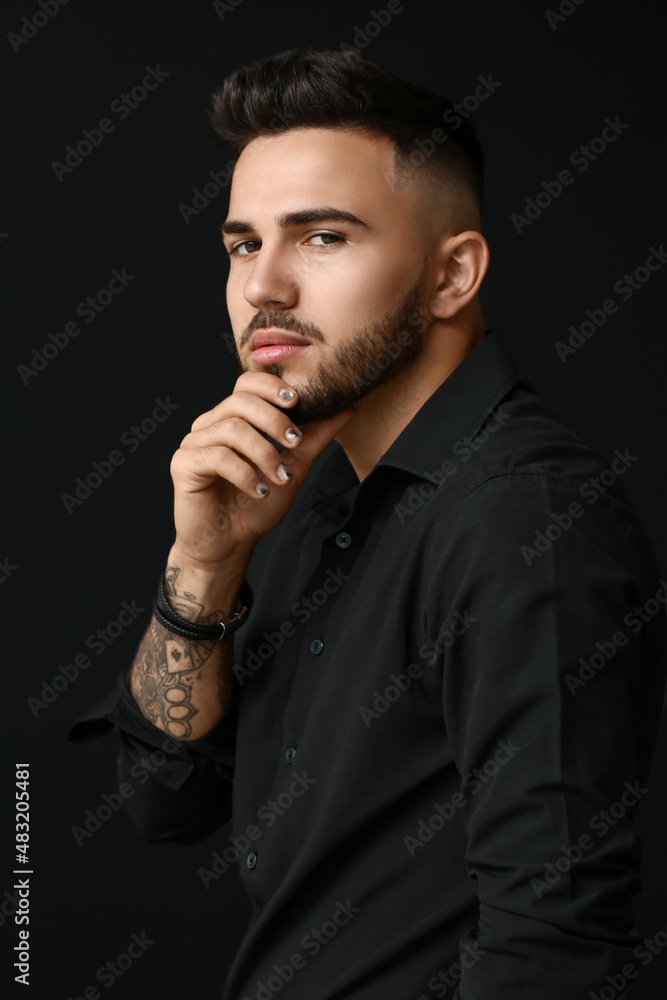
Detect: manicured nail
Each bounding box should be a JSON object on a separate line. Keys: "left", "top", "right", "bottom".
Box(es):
{"left": 256, "top": 483, "right": 269, "bottom": 495}
{"left": 277, "top": 465, "right": 292, "bottom": 481}
{"left": 285, "top": 427, "right": 302, "bottom": 442}
{"left": 279, "top": 388, "right": 295, "bottom": 401}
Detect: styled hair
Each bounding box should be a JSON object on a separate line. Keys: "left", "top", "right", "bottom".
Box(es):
{"left": 209, "top": 48, "right": 484, "bottom": 215}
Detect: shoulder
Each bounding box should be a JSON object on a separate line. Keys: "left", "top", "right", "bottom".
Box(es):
{"left": 427, "top": 382, "right": 654, "bottom": 578}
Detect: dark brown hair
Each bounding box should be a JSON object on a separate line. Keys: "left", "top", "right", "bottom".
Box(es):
{"left": 210, "top": 48, "right": 484, "bottom": 214}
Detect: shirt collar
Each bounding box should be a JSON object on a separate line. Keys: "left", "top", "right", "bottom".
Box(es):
{"left": 304, "top": 329, "right": 520, "bottom": 520}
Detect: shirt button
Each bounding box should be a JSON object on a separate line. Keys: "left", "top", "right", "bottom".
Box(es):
{"left": 285, "top": 747, "right": 297, "bottom": 764}
{"left": 310, "top": 639, "right": 324, "bottom": 655}
{"left": 336, "top": 531, "right": 352, "bottom": 548}
{"left": 246, "top": 852, "right": 258, "bottom": 869}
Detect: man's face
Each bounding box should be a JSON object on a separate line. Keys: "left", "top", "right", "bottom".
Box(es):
{"left": 222, "top": 127, "right": 434, "bottom": 424}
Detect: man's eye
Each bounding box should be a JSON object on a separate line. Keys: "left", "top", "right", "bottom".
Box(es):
{"left": 230, "top": 240, "right": 260, "bottom": 257}
{"left": 228, "top": 232, "right": 345, "bottom": 256}
{"left": 307, "top": 232, "right": 344, "bottom": 247}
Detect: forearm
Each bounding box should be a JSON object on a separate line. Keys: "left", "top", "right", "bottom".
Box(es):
{"left": 129, "top": 543, "right": 253, "bottom": 740}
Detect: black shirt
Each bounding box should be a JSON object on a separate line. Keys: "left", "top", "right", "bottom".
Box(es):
{"left": 69, "top": 330, "right": 667, "bottom": 1000}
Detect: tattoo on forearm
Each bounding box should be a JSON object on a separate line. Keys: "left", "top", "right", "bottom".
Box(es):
{"left": 130, "top": 564, "right": 228, "bottom": 739}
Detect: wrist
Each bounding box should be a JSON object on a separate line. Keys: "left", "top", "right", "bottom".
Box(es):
{"left": 154, "top": 570, "right": 252, "bottom": 638}
{"left": 162, "top": 543, "right": 253, "bottom": 625}
{"left": 168, "top": 541, "right": 254, "bottom": 581}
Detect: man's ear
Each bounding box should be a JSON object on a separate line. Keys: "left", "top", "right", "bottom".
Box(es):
{"left": 429, "top": 231, "right": 489, "bottom": 320}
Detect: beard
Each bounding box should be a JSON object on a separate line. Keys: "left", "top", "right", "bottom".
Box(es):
{"left": 234, "top": 260, "right": 431, "bottom": 426}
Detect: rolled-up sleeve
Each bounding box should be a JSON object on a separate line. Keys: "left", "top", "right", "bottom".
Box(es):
{"left": 67, "top": 667, "right": 240, "bottom": 845}
{"left": 426, "top": 473, "right": 667, "bottom": 999}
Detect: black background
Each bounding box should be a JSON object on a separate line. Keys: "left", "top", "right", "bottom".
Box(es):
{"left": 3, "top": 0, "right": 666, "bottom": 997}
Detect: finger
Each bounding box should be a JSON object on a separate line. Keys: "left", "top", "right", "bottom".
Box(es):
{"left": 181, "top": 416, "right": 298, "bottom": 488}
{"left": 171, "top": 444, "right": 272, "bottom": 500}
{"left": 189, "top": 391, "right": 303, "bottom": 451}
{"left": 191, "top": 373, "right": 299, "bottom": 432}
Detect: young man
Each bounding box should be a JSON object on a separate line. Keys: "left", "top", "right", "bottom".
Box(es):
{"left": 70, "top": 49, "right": 666, "bottom": 1000}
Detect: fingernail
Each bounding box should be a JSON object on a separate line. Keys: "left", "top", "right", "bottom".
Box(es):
{"left": 256, "top": 483, "right": 269, "bottom": 495}
{"left": 279, "top": 388, "right": 295, "bottom": 401}
{"left": 285, "top": 427, "right": 302, "bottom": 441}
{"left": 277, "top": 465, "right": 292, "bottom": 481}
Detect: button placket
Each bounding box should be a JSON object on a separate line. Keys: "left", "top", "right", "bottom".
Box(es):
{"left": 281, "top": 516, "right": 362, "bottom": 737}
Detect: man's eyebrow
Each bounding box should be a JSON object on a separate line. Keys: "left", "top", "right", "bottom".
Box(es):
{"left": 221, "top": 207, "right": 370, "bottom": 236}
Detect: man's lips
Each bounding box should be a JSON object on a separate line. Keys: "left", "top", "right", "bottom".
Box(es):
{"left": 249, "top": 329, "right": 312, "bottom": 350}
{"left": 249, "top": 328, "right": 313, "bottom": 364}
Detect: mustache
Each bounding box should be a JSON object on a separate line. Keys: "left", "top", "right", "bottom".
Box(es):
{"left": 242, "top": 311, "right": 324, "bottom": 346}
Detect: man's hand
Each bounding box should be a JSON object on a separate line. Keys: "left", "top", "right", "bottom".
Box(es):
{"left": 169, "top": 370, "right": 355, "bottom": 568}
